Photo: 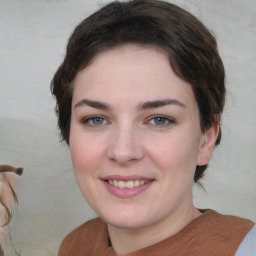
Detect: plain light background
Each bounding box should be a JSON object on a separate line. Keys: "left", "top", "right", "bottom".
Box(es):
{"left": 0, "top": 0, "right": 255, "bottom": 255}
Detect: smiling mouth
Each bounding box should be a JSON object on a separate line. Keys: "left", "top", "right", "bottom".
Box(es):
{"left": 107, "top": 180, "right": 150, "bottom": 189}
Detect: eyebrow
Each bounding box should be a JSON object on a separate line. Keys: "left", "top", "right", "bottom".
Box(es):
{"left": 74, "top": 98, "right": 185, "bottom": 110}
{"left": 137, "top": 99, "right": 186, "bottom": 110}
{"left": 74, "top": 99, "right": 111, "bottom": 110}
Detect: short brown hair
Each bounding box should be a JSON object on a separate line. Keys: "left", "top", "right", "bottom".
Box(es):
{"left": 51, "top": 0, "right": 225, "bottom": 182}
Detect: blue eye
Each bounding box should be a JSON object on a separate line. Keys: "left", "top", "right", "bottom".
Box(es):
{"left": 83, "top": 116, "right": 107, "bottom": 126}
{"left": 149, "top": 115, "right": 174, "bottom": 126}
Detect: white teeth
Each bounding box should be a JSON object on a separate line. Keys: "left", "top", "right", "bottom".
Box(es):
{"left": 108, "top": 179, "right": 147, "bottom": 189}
{"left": 118, "top": 180, "right": 126, "bottom": 188}
{"left": 126, "top": 180, "right": 134, "bottom": 188}
{"left": 134, "top": 180, "right": 140, "bottom": 187}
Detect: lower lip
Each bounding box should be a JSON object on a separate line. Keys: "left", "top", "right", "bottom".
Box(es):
{"left": 103, "top": 180, "right": 153, "bottom": 198}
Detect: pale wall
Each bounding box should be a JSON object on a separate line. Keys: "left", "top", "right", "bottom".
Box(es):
{"left": 0, "top": 0, "right": 255, "bottom": 255}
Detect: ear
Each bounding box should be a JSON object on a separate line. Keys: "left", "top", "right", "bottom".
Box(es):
{"left": 197, "top": 116, "right": 220, "bottom": 166}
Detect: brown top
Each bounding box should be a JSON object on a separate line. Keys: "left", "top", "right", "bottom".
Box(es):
{"left": 58, "top": 210, "right": 254, "bottom": 256}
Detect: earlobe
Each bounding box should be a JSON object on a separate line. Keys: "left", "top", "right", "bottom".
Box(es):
{"left": 197, "top": 116, "right": 220, "bottom": 166}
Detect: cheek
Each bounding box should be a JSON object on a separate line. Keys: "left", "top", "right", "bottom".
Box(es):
{"left": 70, "top": 131, "right": 104, "bottom": 176}
{"left": 147, "top": 130, "right": 201, "bottom": 174}
{"left": 69, "top": 132, "right": 102, "bottom": 206}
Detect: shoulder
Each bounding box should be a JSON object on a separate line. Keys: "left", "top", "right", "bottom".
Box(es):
{"left": 201, "top": 209, "right": 254, "bottom": 230}
{"left": 235, "top": 224, "right": 256, "bottom": 256}
{"left": 58, "top": 218, "right": 109, "bottom": 256}
{"left": 191, "top": 210, "right": 255, "bottom": 255}
{"left": 61, "top": 217, "right": 105, "bottom": 241}
{"left": 199, "top": 210, "right": 254, "bottom": 232}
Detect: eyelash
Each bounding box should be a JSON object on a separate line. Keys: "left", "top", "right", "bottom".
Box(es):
{"left": 80, "top": 115, "right": 175, "bottom": 128}
{"left": 81, "top": 115, "right": 109, "bottom": 126}
{"left": 147, "top": 115, "right": 175, "bottom": 127}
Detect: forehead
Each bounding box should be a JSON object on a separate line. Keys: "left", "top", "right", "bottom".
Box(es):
{"left": 73, "top": 45, "right": 196, "bottom": 107}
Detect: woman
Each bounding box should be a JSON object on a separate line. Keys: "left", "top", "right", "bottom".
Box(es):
{"left": 51, "top": 0, "right": 255, "bottom": 255}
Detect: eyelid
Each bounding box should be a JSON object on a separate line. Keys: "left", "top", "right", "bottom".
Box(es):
{"left": 146, "top": 114, "right": 175, "bottom": 126}
{"left": 81, "top": 115, "right": 110, "bottom": 126}
{"left": 79, "top": 114, "right": 175, "bottom": 127}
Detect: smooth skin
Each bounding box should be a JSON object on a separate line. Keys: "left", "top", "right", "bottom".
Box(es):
{"left": 70, "top": 44, "right": 219, "bottom": 254}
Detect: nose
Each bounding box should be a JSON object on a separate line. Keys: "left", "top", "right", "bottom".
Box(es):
{"left": 107, "top": 126, "right": 145, "bottom": 165}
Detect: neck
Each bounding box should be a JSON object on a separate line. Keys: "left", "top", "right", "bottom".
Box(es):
{"left": 107, "top": 198, "right": 202, "bottom": 254}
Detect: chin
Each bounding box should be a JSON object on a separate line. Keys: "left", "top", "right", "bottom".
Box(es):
{"left": 106, "top": 217, "right": 150, "bottom": 230}
{"left": 98, "top": 206, "right": 155, "bottom": 230}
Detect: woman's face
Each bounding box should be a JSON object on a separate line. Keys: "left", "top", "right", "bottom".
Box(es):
{"left": 70, "top": 45, "right": 216, "bottom": 230}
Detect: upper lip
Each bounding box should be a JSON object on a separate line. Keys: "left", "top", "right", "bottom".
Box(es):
{"left": 101, "top": 175, "right": 154, "bottom": 181}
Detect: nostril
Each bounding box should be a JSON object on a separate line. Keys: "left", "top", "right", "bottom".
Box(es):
{"left": 107, "top": 129, "right": 145, "bottom": 164}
